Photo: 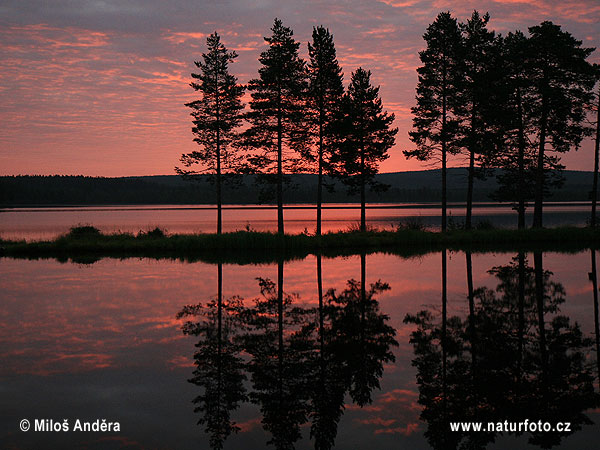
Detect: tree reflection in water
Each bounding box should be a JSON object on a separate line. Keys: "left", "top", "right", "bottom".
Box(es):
{"left": 176, "top": 263, "right": 248, "bottom": 450}
{"left": 177, "top": 251, "right": 599, "bottom": 449}
{"left": 241, "top": 260, "right": 312, "bottom": 450}
{"left": 177, "top": 254, "right": 398, "bottom": 449}
{"left": 405, "top": 252, "right": 600, "bottom": 450}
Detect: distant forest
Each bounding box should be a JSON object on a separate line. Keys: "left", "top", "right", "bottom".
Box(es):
{"left": 0, "top": 169, "right": 594, "bottom": 206}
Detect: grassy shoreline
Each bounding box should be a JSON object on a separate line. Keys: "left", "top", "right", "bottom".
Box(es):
{"left": 1, "top": 226, "right": 598, "bottom": 263}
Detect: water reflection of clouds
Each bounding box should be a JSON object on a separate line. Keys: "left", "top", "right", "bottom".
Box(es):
{"left": 1, "top": 250, "right": 599, "bottom": 449}
{"left": 2, "top": 252, "right": 597, "bottom": 374}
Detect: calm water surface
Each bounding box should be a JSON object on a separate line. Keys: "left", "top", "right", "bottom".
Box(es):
{"left": 0, "top": 202, "right": 593, "bottom": 241}
{"left": 1, "top": 251, "right": 599, "bottom": 449}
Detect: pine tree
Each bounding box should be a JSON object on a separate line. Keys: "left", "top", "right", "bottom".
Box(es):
{"left": 492, "top": 31, "right": 535, "bottom": 229}
{"left": 178, "top": 32, "right": 244, "bottom": 234}
{"left": 177, "top": 265, "right": 247, "bottom": 449}
{"left": 241, "top": 267, "right": 313, "bottom": 450}
{"left": 491, "top": 32, "right": 563, "bottom": 228}
{"left": 330, "top": 68, "right": 397, "bottom": 232}
{"left": 590, "top": 68, "right": 600, "bottom": 227}
{"left": 306, "top": 26, "right": 344, "bottom": 236}
{"left": 405, "top": 12, "right": 463, "bottom": 232}
{"left": 525, "top": 22, "right": 596, "bottom": 228}
{"left": 458, "top": 11, "right": 497, "bottom": 230}
{"left": 242, "top": 18, "right": 308, "bottom": 235}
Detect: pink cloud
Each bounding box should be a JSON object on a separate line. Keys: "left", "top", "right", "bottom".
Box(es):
{"left": 1, "top": 1, "right": 598, "bottom": 176}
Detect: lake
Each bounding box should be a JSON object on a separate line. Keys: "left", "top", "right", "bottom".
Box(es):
{"left": 0, "top": 202, "right": 594, "bottom": 241}
{"left": 1, "top": 250, "right": 599, "bottom": 449}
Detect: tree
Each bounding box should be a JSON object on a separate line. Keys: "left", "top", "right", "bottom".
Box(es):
{"left": 331, "top": 68, "right": 397, "bottom": 232}
{"left": 590, "top": 67, "right": 600, "bottom": 227}
{"left": 327, "top": 253, "right": 398, "bottom": 406}
{"left": 307, "top": 256, "right": 347, "bottom": 450}
{"left": 491, "top": 31, "right": 538, "bottom": 229}
{"left": 491, "top": 31, "right": 564, "bottom": 228}
{"left": 241, "top": 265, "right": 313, "bottom": 450}
{"left": 177, "top": 264, "right": 248, "bottom": 449}
{"left": 405, "top": 253, "right": 600, "bottom": 449}
{"left": 525, "top": 22, "right": 596, "bottom": 228}
{"left": 178, "top": 32, "right": 244, "bottom": 234}
{"left": 405, "top": 12, "right": 463, "bottom": 232}
{"left": 458, "top": 11, "right": 497, "bottom": 230}
{"left": 306, "top": 26, "right": 344, "bottom": 236}
{"left": 242, "top": 18, "right": 308, "bottom": 235}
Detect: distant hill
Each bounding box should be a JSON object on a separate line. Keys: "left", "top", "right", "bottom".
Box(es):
{"left": 0, "top": 169, "right": 595, "bottom": 206}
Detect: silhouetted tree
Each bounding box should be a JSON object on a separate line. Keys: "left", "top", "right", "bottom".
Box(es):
{"left": 177, "top": 264, "right": 248, "bottom": 449}
{"left": 591, "top": 250, "right": 600, "bottom": 386}
{"left": 404, "top": 249, "right": 470, "bottom": 449}
{"left": 406, "top": 252, "right": 600, "bottom": 449}
{"left": 307, "top": 254, "right": 347, "bottom": 450}
{"left": 492, "top": 30, "right": 569, "bottom": 229}
{"left": 591, "top": 69, "right": 600, "bottom": 227}
{"left": 331, "top": 68, "right": 397, "bottom": 232}
{"left": 458, "top": 11, "right": 497, "bottom": 229}
{"left": 405, "top": 12, "right": 463, "bottom": 232}
{"left": 241, "top": 262, "right": 312, "bottom": 449}
{"left": 242, "top": 18, "right": 308, "bottom": 235}
{"left": 327, "top": 253, "right": 398, "bottom": 405}
{"left": 528, "top": 251, "right": 599, "bottom": 448}
{"left": 466, "top": 252, "right": 476, "bottom": 379}
{"left": 524, "top": 22, "right": 596, "bottom": 228}
{"left": 477, "top": 254, "right": 598, "bottom": 448}
{"left": 491, "top": 32, "right": 538, "bottom": 229}
{"left": 306, "top": 26, "right": 345, "bottom": 236}
{"left": 178, "top": 32, "right": 245, "bottom": 234}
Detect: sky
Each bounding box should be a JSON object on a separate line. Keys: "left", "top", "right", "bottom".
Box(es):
{"left": 1, "top": 0, "right": 599, "bottom": 177}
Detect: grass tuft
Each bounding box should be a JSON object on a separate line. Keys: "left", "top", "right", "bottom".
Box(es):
{"left": 397, "top": 217, "right": 427, "bottom": 232}
{"left": 138, "top": 227, "right": 167, "bottom": 238}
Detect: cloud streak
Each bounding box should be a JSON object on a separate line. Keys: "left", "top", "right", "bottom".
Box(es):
{"left": 0, "top": 0, "right": 598, "bottom": 175}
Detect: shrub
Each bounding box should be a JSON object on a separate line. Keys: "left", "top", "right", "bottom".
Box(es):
{"left": 139, "top": 227, "right": 167, "bottom": 238}
{"left": 66, "top": 225, "right": 102, "bottom": 238}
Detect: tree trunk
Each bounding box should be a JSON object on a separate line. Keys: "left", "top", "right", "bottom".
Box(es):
{"left": 277, "top": 91, "right": 284, "bottom": 236}
{"left": 277, "top": 259, "right": 284, "bottom": 400}
{"left": 466, "top": 106, "right": 476, "bottom": 230}
{"left": 517, "top": 252, "right": 525, "bottom": 383}
{"left": 466, "top": 252, "right": 475, "bottom": 380}
{"left": 441, "top": 248, "right": 447, "bottom": 443}
{"left": 591, "top": 86, "right": 600, "bottom": 228}
{"left": 216, "top": 164, "right": 222, "bottom": 235}
{"left": 533, "top": 89, "right": 548, "bottom": 228}
{"left": 441, "top": 61, "right": 448, "bottom": 233}
{"left": 590, "top": 250, "right": 600, "bottom": 387}
{"left": 317, "top": 108, "right": 324, "bottom": 236}
{"left": 217, "top": 262, "right": 223, "bottom": 412}
{"left": 442, "top": 150, "right": 447, "bottom": 232}
{"left": 360, "top": 148, "right": 366, "bottom": 233}
{"left": 317, "top": 254, "right": 324, "bottom": 368}
{"left": 442, "top": 249, "right": 447, "bottom": 384}
{"left": 215, "top": 72, "right": 222, "bottom": 235}
{"left": 516, "top": 87, "right": 526, "bottom": 230}
{"left": 534, "top": 251, "right": 548, "bottom": 386}
{"left": 360, "top": 252, "right": 366, "bottom": 324}
{"left": 466, "top": 150, "right": 475, "bottom": 230}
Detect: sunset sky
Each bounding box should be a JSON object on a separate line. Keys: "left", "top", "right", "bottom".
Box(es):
{"left": 1, "top": 0, "right": 599, "bottom": 177}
